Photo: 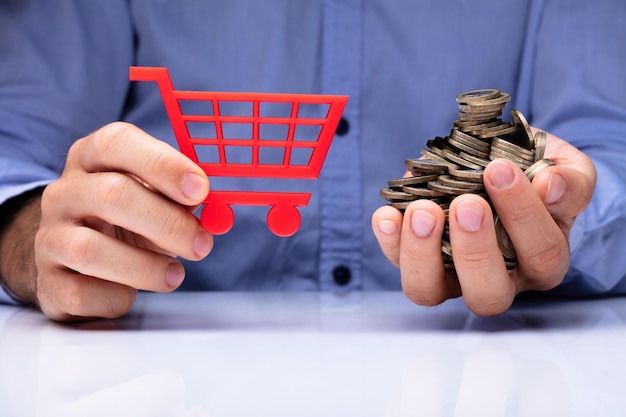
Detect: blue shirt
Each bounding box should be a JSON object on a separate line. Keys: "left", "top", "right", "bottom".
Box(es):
{"left": 1, "top": 0, "right": 626, "bottom": 303}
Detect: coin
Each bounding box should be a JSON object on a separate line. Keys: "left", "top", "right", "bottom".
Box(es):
{"left": 381, "top": 88, "right": 556, "bottom": 270}
{"left": 533, "top": 130, "right": 547, "bottom": 162}
{"left": 438, "top": 175, "right": 485, "bottom": 191}
{"left": 448, "top": 168, "right": 484, "bottom": 182}
{"left": 388, "top": 175, "right": 439, "bottom": 187}
{"left": 456, "top": 89, "right": 501, "bottom": 103}
{"left": 509, "top": 109, "right": 533, "bottom": 148}
{"left": 524, "top": 158, "right": 555, "bottom": 182}
{"left": 380, "top": 187, "right": 416, "bottom": 201}
{"left": 494, "top": 216, "right": 516, "bottom": 259}
{"left": 405, "top": 158, "right": 450, "bottom": 174}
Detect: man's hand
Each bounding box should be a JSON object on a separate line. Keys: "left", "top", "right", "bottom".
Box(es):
{"left": 372, "top": 130, "right": 596, "bottom": 316}
{"left": 9, "top": 122, "right": 212, "bottom": 321}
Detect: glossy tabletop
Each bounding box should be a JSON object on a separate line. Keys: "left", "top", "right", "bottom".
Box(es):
{"left": 1, "top": 291, "right": 625, "bottom": 417}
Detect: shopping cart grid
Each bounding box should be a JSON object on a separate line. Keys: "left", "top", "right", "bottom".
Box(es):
{"left": 129, "top": 66, "right": 348, "bottom": 237}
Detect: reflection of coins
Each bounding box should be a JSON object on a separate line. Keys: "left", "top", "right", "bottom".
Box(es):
{"left": 381, "top": 89, "right": 555, "bottom": 270}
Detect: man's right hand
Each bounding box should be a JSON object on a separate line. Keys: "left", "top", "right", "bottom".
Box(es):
{"left": 32, "top": 122, "right": 212, "bottom": 320}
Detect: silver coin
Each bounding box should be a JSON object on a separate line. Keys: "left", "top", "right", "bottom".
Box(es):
{"left": 380, "top": 187, "right": 416, "bottom": 201}
{"left": 476, "top": 123, "right": 517, "bottom": 139}
{"left": 448, "top": 137, "right": 491, "bottom": 159}
{"left": 441, "top": 148, "right": 484, "bottom": 170}
{"left": 524, "top": 158, "right": 555, "bottom": 182}
{"left": 405, "top": 158, "right": 450, "bottom": 174}
{"left": 388, "top": 175, "right": 439, "bottom": 187}
{"left": 494, "top": 216, "right": 517, "bottom": 259}
{"left": 448, "top": 168, "right": 484, "bottom": 183}
{"left": 438, "top": 175, "right": 485, "bottom": 191}
{"left": 533, "top": 130, "right": 547, "bottom": 162}
{"left": 456, "top": 89, "right": 501, "bottom": 103}
{"left": 403, "top": 184, "right": 446, "bottom": 197}
{"left": 420, "top": 148, "right": 461, "bottom": 169}
{"left": 458, "top": 151, "right": 491, "bottom": 168}
{"left": 510, "top": 109, "right": 533, "bottom": 148}
{"left": 428, "top": 180, "right": 471, "bottom": 195}
{"left": 491, "top": 137, "right": 536, "bottom": 158}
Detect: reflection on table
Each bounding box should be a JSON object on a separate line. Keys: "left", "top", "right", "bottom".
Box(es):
{"left": 1, "top": 291, "right": 625, "bottom": 417}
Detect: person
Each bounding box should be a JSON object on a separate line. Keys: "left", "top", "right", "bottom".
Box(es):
{"left": 0, "top": 1, "right": 623, "bottom": 321}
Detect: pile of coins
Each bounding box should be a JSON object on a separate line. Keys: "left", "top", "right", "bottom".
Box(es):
{"left": 380, "top": 89, "right": 555, "bottom": 269}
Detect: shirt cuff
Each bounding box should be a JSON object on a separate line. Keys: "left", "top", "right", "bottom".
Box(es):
{"left": 0, "top": 284, "right": 21, "bottom": 306}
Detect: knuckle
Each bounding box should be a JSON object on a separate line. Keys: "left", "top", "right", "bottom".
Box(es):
{"left": 98, "top": 289, "right": 136, "bottom": 319}
{"left": 455, "top": 247, "right": 492, "bottom": 269}
{"left": 158, "top": 208, "right": 190, "bottom": 242}
{"left": 64, "top": 232, "right": 100, "bottom": 271}
{"left": 91, "top": 122, "right": 134, "bottom": 160}
{"left": 40, "top": 180, "right": 67, "bottom": 213}
{"left": 98, "top": 173, "right": 133, "bottom": 211}
{"left": 523, "top": 238, "right": 568, "bottom": 279}
{"left": 62, "top": 282, "right": 91, "bottom": 317}
{"left": 144, "top": 147, "right": 172, "bottom": 178}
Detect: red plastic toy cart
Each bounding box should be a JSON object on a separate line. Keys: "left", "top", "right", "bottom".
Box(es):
{"left": 129, "top": 66, "right": 348, "bottom": 237}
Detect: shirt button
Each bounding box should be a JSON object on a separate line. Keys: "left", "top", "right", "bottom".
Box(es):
{"left": 332, "top": 265, "right": 352, "bottom": 286}
{"left": 335, "top": 117, "right": 350, "bottom": 136}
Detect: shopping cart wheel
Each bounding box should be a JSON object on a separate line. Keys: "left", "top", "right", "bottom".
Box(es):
{"left": 200, "top": 201, "right": 235, "bottom": 235}
{"left": 267, "top": 205, "right": 301, "bottom": 237}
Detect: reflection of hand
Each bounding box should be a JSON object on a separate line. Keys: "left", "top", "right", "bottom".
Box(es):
{"left": 383, "top": 343, "right": 569, "bottom": 417}
{"left": 372, "top": 131, "right": 596, "bottom": 316}
{"left": 35, "top": 122, "right": 213, "bottom": 320}
{"left": 0, "top": 310, "right": 209, "bottom": 417}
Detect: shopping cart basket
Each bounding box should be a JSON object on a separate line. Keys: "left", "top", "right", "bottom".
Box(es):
{"left": 129, "top": 66, "right": 348, "bottom": 237}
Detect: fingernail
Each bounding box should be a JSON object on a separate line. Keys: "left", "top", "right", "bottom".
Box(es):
{"left": 411, "top": 209, "right": 437, "bottom": 238}
{"left": 182, "top": 172, "right": 209, "bottom": 201}
{"left": 546, "top": 172, "right": 566, "bottom": 204}
{"left": 166, "top": 262, "right": 185, "bottom": 288}
{"left": 377, "top": 219, "right": 398, "bottom": 235}
{"left": 193, "top": 228, "right": 213, "bottom": 258}
{"left": 455, "top": 200, "right": 485, "bottom": 232}
{"left": 488, "top": 160, "right": 515, "bottom": 189}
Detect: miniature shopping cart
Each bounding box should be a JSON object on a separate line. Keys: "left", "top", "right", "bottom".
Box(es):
{"left": 129, "top": 67, "right": 348, "bottom": 236}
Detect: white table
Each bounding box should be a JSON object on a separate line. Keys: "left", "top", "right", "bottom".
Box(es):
{"left": 1, "top": 291, "right": 625, "bottom": 417}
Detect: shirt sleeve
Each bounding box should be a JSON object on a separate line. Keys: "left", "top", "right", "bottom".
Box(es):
{"left": 0, "top": 1, "right": 135, "bottom": 202}
{"left": 0, "top": 1, "right": 134, "bottom": 304}
{"left": 526, "top": 0, "right": 626, "bottom": 296}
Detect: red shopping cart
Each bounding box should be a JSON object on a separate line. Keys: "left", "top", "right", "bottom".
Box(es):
{"left": 129, "top": 67, "right": 348, "bottom": 237}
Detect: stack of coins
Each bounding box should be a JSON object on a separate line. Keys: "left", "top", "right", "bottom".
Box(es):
{"left": 380, "top": 89, "right": 555, "bottom": 270}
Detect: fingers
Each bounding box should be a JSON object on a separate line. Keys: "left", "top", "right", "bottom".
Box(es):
{"left": 373, "top": 200, "right": 461, "bottom": 306}
{"left": 67, "top": 122, "right": 209, "bottom": 206}
{"left": 36, "top": 271, "right": 138, "bottom": 321}
{"left": 531, "top": 165, "right": 595, "bottom": 221}
{"left": 44, "top": 172, "right": 213, "bottom": 261}
{"left": 531, "top": 129, "right": 597, "bottom": 221}
{"left": 34, "top": 122, "right": 214, "bottom": 320}
{"left": 448, "top": 194, "right": 515, "bottom": 315}
{"left": 372, "top": 205, "right": 403, "bottom": 267}
{"left": 39, "top": 224, "right": 185, "bottom": 292}
{"left": 484, "top": 159, "right": 569, "bottom": 292}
